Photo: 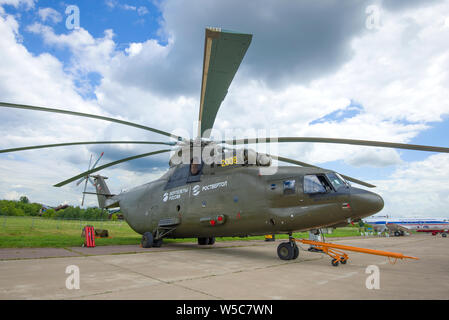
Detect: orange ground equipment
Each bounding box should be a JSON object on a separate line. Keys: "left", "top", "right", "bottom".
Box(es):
{"left": 295, "top": 238, "right": 419, "bottom": 266}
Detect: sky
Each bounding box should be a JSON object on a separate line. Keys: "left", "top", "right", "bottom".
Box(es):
{"left": 0, "top": 0, "right": 449, "bottom": 218}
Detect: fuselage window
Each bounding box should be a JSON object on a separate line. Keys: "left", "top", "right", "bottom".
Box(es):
{"left": 304, "top": 175, "right": 327, "bottom": 194}
{"left": 283, "top": 180, "right": 296, "bottom": 195}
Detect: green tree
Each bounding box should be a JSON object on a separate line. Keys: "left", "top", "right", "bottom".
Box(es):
{"left": 19, "top": 196, "right": 29, "bottom": 204}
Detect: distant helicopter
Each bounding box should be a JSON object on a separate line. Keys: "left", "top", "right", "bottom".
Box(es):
{"left": 1, "top": 27, "right": 449, "bottom": 261}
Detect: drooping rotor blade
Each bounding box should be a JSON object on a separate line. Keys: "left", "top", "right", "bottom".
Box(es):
{"left": 54, "top": 149, "right": 171, "bottom": 187}
{"left": 198, "top": 28, "right": 252, "bottom": 138}
{"left": 0, "top": 102, "right": 184, "bottom": 141}
{"left": 0, "top": 140, "right": 176, "bottom": 154}
{"left": 221, "top": 137, "right": 449, "bottom": 153}
{"left": 270, "top": 154, "right": 376, "bottom": 188}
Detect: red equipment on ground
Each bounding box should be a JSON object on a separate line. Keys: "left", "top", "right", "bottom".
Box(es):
{"left": 83, "top": 225, "right": 95, "bottom": 247}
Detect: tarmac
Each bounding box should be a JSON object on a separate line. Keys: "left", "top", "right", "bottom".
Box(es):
{"left": 0, "top": 233, "right": 448, "bottom": 300}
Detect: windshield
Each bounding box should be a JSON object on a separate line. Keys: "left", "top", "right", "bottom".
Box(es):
{"left": 326, "top": 172, "right": 348, "bottom": 190}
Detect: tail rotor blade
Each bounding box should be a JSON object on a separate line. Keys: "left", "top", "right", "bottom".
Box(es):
{"left": 88, "top": 177, "right": 96, "bottom": 187}
{"left": 76, "top": 176, "right": 86, "bottom": 186}
{"left": 81, "top": 193, "right": 86, "bottom": 207}
{"left": 81, "top": 177, "right": 89, "bottom": 206}
{"left": 91, "top": 152, "right": 104, "bottom": 170}
{"left": 76, "top": 154, "right": 93, "bottom": 186}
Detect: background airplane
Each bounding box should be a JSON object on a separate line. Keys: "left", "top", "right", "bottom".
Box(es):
{"left": 363, "top": 215, "right": 449, "bottom": 237}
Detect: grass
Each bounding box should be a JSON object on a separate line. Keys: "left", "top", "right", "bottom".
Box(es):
{"left": 0, "top": 215, "right": 363, "bottom": 248}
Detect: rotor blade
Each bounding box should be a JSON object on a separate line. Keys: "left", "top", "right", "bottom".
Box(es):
{"left": 221, "top": 137, "right": 449, "bottom": 153}
{"left": 271, "top": 154, "right": 376, "bottom": 188}
{"left": 54, "top": 149, "right": 171, "bottom": 187}
{"left": 0, "top": 140, "right": 176, "bottom": 154}
{"left": 0, "top": 102, "right": 184, "bottom": 141}
{"left": 198, "top": 28, "right": 252, "bottom": 138}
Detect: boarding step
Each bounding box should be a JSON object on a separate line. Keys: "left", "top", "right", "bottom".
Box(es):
{"left": 158, "top": 217, "right": 181, "bottom": 227}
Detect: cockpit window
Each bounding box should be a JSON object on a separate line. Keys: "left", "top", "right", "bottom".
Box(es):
{"left": 336, "top": 173, "right": 350, "bottom": 187}
{"left": 326, "top": 172, "right": 347, "bottom": 190}
{"left": 304, "top": 175, "right": 327, "bottom": 194}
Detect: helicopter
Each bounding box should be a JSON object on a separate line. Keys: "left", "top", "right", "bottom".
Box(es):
{"left": 1, "top": 27, "right": 449, "bottom": 261}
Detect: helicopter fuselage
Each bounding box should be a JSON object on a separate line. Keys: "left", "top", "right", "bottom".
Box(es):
{"left": 115, "top": 164, "right": 384, "bottom": 238}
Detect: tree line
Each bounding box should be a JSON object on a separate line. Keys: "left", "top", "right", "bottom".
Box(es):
{"left": 0, "top": 197, "right": 113, "bottom": 220}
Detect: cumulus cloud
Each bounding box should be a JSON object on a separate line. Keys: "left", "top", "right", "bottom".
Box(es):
{"left": 0, "top": 0, "right": 34, "bottom": 9}
{"left": 374, "top": 153, "right": 449, "bottom": 217}
{"left": 37, "top": 7, "right": 62, "bottom": 23}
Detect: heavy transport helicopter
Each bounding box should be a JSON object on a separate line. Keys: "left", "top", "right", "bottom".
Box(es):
{"left": 1, "top": 27, "right": 449, "bottom": 262}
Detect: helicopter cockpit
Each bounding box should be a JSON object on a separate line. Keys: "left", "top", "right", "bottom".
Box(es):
{"left": 304, "top": 172, "right": 349, "bottom": 194}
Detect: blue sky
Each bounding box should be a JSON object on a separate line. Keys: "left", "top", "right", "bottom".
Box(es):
{"left": 0, "top": 0, "right": 449, "bottom": 218}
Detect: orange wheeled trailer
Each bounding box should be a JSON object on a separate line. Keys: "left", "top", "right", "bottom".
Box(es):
{"left": 294, "top": 238, "right": 419, "bottom": 266}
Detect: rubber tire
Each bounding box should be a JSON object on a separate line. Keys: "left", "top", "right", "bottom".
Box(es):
{"left": 394, "top": 231, "right": 400, "bottom": 237}
{"left": 141, "top": 232, "right": 153, "bottom": 248}
{"left": 277, "top": 242, "right": 294, "bottom": 260}
{"left": 340, "top": 258, "right": 347, "bottom": 264}
{"left": 331, "top": 259, "right": 339, "bottom": 267}
{"left": 208, "top": 237, "right": 216, "bottom": 245}
{"left": 442, "top": 233, "right": 447, "bottom": 238}
{"left": 198, "top": 237, "right": 208, "bottom": 245}
{"left": 292, "top": 245, "right": 299, "bottom": 260}
{"left": 153, "top": 238, "right": 163, "bottom": 248}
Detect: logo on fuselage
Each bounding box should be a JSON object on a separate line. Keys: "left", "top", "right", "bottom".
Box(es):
{"left": 163, "top": 188, "right": 189, "bottom": 202}
{"left": 192, "top": 185, "right": 201, "bottom": 196}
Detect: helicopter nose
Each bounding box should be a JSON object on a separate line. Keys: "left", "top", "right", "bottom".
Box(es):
{"left": 350, "top": 188, "right": 384, "bottom": 217}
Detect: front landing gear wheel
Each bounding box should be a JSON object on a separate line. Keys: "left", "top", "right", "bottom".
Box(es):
{"left": 331, "top": 259, "right": 339, "bottom": 267}
{"left": 292, "top": 245, "right": 299, "bottom": 260}
{"left": 141, "top": 232, "right": 153, "bottom": 248}
{"left": 277, "top": 242, "right": 295, "bottom": 260}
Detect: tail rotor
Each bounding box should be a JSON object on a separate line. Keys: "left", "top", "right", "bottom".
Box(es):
{"left": 78, "top": 152, "right": 104, "bottom": 206}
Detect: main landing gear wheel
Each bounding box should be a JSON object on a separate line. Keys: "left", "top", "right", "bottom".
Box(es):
{"left": 141, "top": 232, "right": 153, "bottom": 248}
{"left": 198, "top": 237, "right": 215, "bottom": 245}
{"left": 153, "top": 238, "right": 163, "bottom": 247}
{"left": 331, "top": 259, "right": 339, "bottom": 267}
{"left": 277, "top": 242, "right": 298, "bottom": 260}
{"left": 442, "top": 233, "right": 447, "bottom": 238}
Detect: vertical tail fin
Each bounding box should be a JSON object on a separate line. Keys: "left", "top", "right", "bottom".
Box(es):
{"left": 92, "top": 175, "right": 112, "bottom": 209}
